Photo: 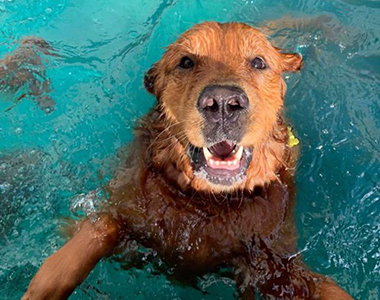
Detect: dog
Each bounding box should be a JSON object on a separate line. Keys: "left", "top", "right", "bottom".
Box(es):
{"left": 22, "top": 22, "right": 353, "bottom": 300}
{"left": 0, "top": 37, "right": 55, "bottom": 113}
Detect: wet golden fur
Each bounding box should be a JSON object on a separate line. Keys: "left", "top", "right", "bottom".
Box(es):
{"left": 145, "top": 22, "right": 302, "bottom": 192}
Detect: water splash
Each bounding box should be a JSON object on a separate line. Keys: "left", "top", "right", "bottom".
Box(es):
{"left": 70, "top": 189, "right": 105, "bottom": 221}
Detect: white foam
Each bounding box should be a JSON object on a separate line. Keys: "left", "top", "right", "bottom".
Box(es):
{"left": 70, "top": 189, "right": 104, "bottom": 220}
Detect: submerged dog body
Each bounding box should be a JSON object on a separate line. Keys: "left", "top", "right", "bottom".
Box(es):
{"left": 22, "top": 22, "right": 353, "bottom": 299}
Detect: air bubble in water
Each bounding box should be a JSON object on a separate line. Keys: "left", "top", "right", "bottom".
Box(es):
{"left": 14, "top": 128, "right": 23, "bottom": 135}
{"left": 128, "top": 30, "right": 138, "bottom": 38}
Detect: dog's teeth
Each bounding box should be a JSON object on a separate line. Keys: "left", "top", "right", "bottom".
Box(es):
{"left": 203, "top": 147, "right": 212, "bottom": 160}
{"left": 204, "top": 145, "right": 243, "bottom": 169}
{"left": 234, "top": 146, "right": 244, "bottom": 160}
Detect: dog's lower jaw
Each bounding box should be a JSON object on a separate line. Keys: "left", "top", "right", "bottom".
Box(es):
{"left": 156, "top": 147, "right": 286, "bottom": 194}
{"left": 190, "top": 176, "right": 246, "bottom": 193}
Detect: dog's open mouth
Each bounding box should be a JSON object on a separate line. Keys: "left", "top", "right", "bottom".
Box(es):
{"left": 189, "top": 141, "right": 253, "bottom": 186}
{"left": 204, "top": 141, "right": 243, "bottom": 170}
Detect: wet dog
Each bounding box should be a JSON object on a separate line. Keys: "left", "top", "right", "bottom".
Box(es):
{"left": 22, "top": 22, "right": 353, "bottom": 299}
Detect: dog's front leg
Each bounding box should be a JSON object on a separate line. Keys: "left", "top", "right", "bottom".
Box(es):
{"left": 22, "top": 215, "right": 122, "bottom": 300}
{"left": 234, "top": 237, "right": 353, "bottom": 300}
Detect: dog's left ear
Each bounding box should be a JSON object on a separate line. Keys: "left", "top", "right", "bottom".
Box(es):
{"left": 144, "top": 65, "right": 158, "bottom": 94}
{"left": 280, "top": 52, "right": 303, "bottom": 72}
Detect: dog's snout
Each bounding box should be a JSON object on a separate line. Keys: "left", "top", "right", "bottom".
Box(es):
{"left": 198, "top": 85, "right": 248, "bottom": 123}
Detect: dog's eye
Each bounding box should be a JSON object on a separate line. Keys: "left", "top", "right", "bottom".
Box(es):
{"left": 178, "top": 56, "right": 195, "bottom": 69}
{"left": 251, "top": 57, "right": 266, "bottom": 70}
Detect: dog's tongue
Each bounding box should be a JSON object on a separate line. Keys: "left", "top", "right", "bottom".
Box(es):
{"left": 209, "top": 141, "right": 235, "bottom": 158}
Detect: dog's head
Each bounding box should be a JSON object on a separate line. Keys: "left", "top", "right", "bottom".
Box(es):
{"left": 144, "top": 22, "right": 303, "bottom": 192}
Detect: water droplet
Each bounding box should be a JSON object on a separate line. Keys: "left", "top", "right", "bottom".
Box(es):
{"left": 128, "top": 30, "right": 138, "bottom": 38}
{"left": 45, "top": 8, "right": 52, "bottom": 14}
{"left": 0, "top": 182, "right": 11, "bottom": 193}
{"left": 15, "top": 127, "right": 23, "bottom": 135}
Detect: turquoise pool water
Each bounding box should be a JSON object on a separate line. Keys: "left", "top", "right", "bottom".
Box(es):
{"left": 0, "top": 0, "right": 379, "bottom": 299}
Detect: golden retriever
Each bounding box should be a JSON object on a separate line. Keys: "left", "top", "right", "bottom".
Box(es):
{"left": 22, "top": 22, "right": 353, "bottom": 300}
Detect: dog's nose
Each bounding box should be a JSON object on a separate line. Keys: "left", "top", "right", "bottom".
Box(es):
{"left": 197, "top": 85, "right": 249, "bottom": 123}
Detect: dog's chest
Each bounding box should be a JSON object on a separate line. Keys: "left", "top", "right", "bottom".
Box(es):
{"left": 123, "top": 176, "right": 289, "bottom": 270}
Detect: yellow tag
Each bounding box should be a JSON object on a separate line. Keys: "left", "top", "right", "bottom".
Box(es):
{"left": 287, "top": 127, "right": 299, "bottom": 147}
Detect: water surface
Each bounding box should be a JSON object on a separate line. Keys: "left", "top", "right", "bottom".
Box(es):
{"left": 0, "top": 0, "right": 379, "bottom": 299}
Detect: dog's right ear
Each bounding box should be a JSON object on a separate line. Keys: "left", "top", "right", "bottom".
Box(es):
{"left": 144, "top": 66, "right": 158, "bottom": 94}
{"left": 280, "top": 52, "right": 304, "bottom": 73}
